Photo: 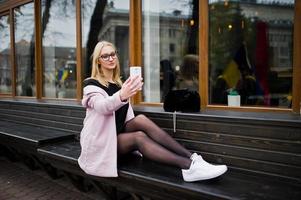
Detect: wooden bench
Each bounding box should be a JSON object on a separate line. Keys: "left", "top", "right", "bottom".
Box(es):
{"left": 0, "top": 100, "right": 301, "bottom": 200}
{"left": 0, "top": 100, "right": 81, "bottom": 177}
{"left": 38, "top": 138, "right": 301, "bottom": 200}
{"left": 0, "top": 120, "right": 74, "bottom": 174}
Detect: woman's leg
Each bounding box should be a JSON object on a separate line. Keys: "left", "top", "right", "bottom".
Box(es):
{"left": 117, "top": 131, "right": 191, "bottom": 169}
{"left": 125, "top": 114, "right": 191, "bottom": 158}
{"left": 117, "top": 130, "right": 228, "bottom": 182}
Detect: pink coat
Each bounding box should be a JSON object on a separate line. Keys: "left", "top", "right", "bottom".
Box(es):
{"left": 78, "top": 85, "right": 135, "bottom": 177}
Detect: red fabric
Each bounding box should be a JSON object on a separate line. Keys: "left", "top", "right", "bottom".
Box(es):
{"left": 255, "top": 21, "right": 270, "bottom": 105}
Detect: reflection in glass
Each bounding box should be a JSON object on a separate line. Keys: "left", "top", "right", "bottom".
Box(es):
{"left": 42, "top": 0, "right": 76, "bottom": 98}
{"left": 0, "top": 15, "right": 12, "bottom": 94}
{"left": 142, "top": 0, "right": 199, "bottom": 103}
{"left": 82, "top": 0, "right": 129, "bottom": 81}
{"left": 14, "top": 3, "right": 35, "bottom": 96}
{"left": 209, "top": 0, "right": 294, "bottom": 108}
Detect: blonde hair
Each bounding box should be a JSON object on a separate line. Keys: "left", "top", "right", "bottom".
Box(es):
{"left": 90, "top": 41, "right": 122, "bottom": 87}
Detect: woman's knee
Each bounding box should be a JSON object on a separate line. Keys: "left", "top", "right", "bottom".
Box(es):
{"left": 135, "top": 114, "right": 148, "bottom": 121}
{"left": 133, "top": 131, "right": 149, "bottom": 144}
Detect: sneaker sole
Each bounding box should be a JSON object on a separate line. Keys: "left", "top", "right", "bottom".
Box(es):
{"left": 183, "top": 166, "right": 228, "bottom": 182}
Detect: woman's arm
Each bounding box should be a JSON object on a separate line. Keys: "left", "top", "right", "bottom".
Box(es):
{"left": 82, "top": 76, "right": 143, "bottom": 115}
{"left": 82, "top": 87, "right": 127, "bottom": 115}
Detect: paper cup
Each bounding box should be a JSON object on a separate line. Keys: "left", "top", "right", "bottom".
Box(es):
{"left": 227, "top": 95, "right": 241, "bottom": 107}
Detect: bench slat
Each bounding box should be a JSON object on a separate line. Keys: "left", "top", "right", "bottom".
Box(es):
{"left": 0, "top": 121, "right": 75, "bottom": 145}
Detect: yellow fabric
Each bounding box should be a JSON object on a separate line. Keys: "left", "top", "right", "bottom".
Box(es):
{"left": 222, "top": 60, "right": 241, "bottom": 88}
{"left": 61, "top": 70, "right": 69, "bottom": 81}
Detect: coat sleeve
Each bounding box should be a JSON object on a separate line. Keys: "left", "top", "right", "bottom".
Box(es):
{"left": 82, "top": 86, "right": 128, "bottom": 115}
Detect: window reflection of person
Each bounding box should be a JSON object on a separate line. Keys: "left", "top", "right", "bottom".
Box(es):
{"left": 236, "top": 67, "right": 256, "bottom": 105}
{"left": 212, "top": 69, "right": 228, "bottom": 104}
{"left": 78, "top": 41, "right": 227, "bottom": 182}
{"left": 212, "top": 43, "right": 256, "bottom": 105}
{"left": 235, "top": 43, "right": 257, "bottom": 106}
{"left": 179, "top": 54, "right": 199, "bottom": 91}
{"left": 160, "top": 59, "right": 175, "bottom": 101}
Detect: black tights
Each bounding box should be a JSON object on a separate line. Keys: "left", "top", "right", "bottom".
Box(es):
{"left": 117, "top": 114, "right": 192, "bottom": 169}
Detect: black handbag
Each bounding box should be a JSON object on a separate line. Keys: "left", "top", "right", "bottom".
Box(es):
{"left": 163, "top": 89, "right": 200, "bottom": 112}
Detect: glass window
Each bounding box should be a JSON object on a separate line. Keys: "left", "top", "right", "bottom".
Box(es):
{"left": 209, "top": 0, "right": 294, "bottom": 108}
{"left": 14, "top": 3, "right": 35, "bottom": 96}
{"left": 0, "top": 15, "right": 12, "bottom": 94}
{"left": 142, "top": 0, "right": 199, "bottom": 103}
{"left": 82, "top": 0, "right": 130, "bottom": 80}
{"left": 42, "top": 0, "right": 76, "bottom": 98}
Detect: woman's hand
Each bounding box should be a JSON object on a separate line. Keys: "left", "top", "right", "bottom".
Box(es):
{"left": 119, "top": 75, "right": 143, "bottom": 101}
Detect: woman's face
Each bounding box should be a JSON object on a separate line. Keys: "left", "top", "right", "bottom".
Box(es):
{"left": 98, "top": 45, "right": 117, "bottom": 71}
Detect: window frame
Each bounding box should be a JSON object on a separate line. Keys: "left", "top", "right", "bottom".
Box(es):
{"left": 0, "top": 11, "right": 13, "bottom": 96}
{"left": 0, "top": 0, "right": 300, "bottom": 113}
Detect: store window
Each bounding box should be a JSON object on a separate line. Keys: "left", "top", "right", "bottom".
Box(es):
{"left": 14, "top": 3, "right": 35, "bottom": 96}
{"left": 0, "top": 14, "right": 12, "bottom": 94}
{"left": 41, "top": 0, "right": 76, "bottom": 98}
{"left": 82, "top": 0, "right": 130, "bottom": 80}
{"left": 142, "top": 0, "right": 199, "bottom": 102}
{"left": 209, "top": 0, "right": 294, "bottom": 108}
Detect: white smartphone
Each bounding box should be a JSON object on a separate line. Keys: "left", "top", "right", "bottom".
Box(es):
{"left": 130, "top": 66, "right": 142, "bottom": 77}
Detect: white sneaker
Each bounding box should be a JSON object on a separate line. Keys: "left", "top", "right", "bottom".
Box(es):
{"left": 182, "top": 153, "right": 227, "bottom": 182}
{"left": 190, "top": 152, "right": 202, "bottom": 162}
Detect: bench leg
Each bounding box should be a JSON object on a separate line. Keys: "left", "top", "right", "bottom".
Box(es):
{"left": 43, "top": 163, "right": 62, "bottom": 179}
{"left": 91, "top": 180, "right": 118, "bottom": 200}
{"left": 22, "top": 155, "right": 38, "bottom": 170}
{"left": 39, "top": 161, "right": 62, "bottom": 179}
{"left": 1, "top": 146, "right": 39, "bottom": 171}
{"left": 64, "top": 171, "right": 92, "bottom": 192}
{"left": 129, "top": 193, "right": 145, "bottom": 200}
{"left": 1, "top": 145, "right": 19, "bottom": 162}
{"left": 31, "top": 155, "right": 62, "bottom": 179}
{"left": 121, "top": 193, "right": 147, "bottom": 200}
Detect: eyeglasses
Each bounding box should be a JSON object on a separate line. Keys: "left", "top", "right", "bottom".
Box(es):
{"left": 99, "top": 52, "right": 117, "bottom": 61}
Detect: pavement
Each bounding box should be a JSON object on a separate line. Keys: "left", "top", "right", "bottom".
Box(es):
{"left": 0, "top": 156, "right": 104, "bottom": 200}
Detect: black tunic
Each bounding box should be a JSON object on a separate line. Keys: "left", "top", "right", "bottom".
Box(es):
{"left": 83, "top": 79, "right": 129, "bottom": 134}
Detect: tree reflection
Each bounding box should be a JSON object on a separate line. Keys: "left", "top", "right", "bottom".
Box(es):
{"left": 84, "top": 0, "right": 107, "bottom": 78}
{"left": 14, "top": 3, "right": 35, "bottom": 96}
{"left": 187, "top": 0, "right": 198, "bottom": 54}
{"left": 19, "top": 0, "right": 108, "bottom": 95}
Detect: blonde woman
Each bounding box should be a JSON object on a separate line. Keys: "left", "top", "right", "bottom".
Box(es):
{"left": 78, "top": 41, "right": 227, "bottom": 182}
